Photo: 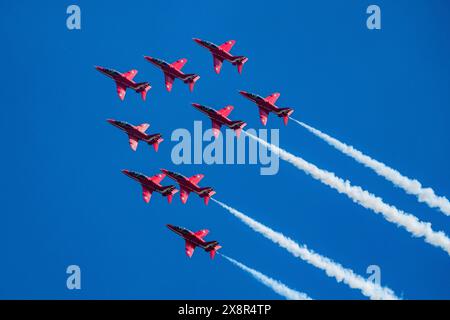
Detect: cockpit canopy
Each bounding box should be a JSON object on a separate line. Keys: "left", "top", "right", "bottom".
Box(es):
{"left": 129, "top": 171, "right": 147, "bottom": 180}
{"left": 169, "top": 171, "right": 184, "bottom": 180}
{"left": 153, "top": 58, "right": 167, "bottom": 67}
{"left": 116, "top": 120, "right": 131, "bottom": 128}
{"left": 248, "top": 93, "right": 261, "bottom": 100}
{"left": 105, "top": 69, "right": 120, "bottom": 77}
{"left": 203, "top": 40, "right": 217, "bottom": 48}
{"left": 173, "top": 225, "right": 189, "bottom": 233}
{"left": 197, "top": 104, "right": 212, "bottom": 112}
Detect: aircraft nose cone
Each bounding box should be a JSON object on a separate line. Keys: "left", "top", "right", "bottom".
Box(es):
{"left": 193, "top": 38, "right": 202, "bottom": 44}
{"left": 238, "top": 90, "right": 247, "bottom": 95}
{"left": 121, "top": 169, "right": 130, "bottom": 175}
{"left": 144, "top": 56, "right": 152, "bottom": 61}
{"left": 106, "top": 119, "right": 115, "bottom": 124}
{"left": 166, "top": 224, "right": 175, "bottom": 231}
{"left": 95, "top": 66, "right": 104, "bottom": 71}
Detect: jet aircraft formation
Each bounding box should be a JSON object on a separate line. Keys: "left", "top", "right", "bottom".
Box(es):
{"left": 96, "top": 38, "right": 294, "bottom": 259}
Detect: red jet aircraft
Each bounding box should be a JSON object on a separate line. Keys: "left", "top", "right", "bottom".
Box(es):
{"left": 167, "top": 224, "right": 222, "bottom": 259}
{"left": 193, "top": 38, "right": 248, "bottom": 74}
{"left": 144, "top": 56, "right": 200, "bottom": 92}
{"left": 191, "top": 103, "right": 247, "bottom": 138}
{"left": 95, "top": 66, "right": 151, "bottom": 101}
{"left": 122, "top": 170, "right": 178, "bottom": 204}
{"left": 239, "top": 91, "right": 294, "bottom": 126}
{"left": 107, "top": 119, "right": 163, "bottom": 152}
{"left": 161, "top": 169, "right": 216, "bottom": 205}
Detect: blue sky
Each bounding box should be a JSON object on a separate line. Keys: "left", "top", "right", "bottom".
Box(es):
{"left": 0, "top": 0, "right": 449, "bottom": 299}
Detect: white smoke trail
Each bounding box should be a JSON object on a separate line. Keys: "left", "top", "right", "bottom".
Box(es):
{"left": 212, "top": 199, "right": 398, "bottom": 300}
{"left": 291, "top": 117, "right": 450, "bottom": 217}
{"left": 243, "top": 130, "right": 450, "bottom": 256}
{"left": 219, "top": 253, "right": 312, "bottom": 300}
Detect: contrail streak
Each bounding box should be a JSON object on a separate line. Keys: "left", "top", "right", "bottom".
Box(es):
{"left": 212, "top": 198, "right": 399, "bottom": 300}
{"left": 243, "top": 130, "right": 450, "bottom": 256}
{"left": 219, "top": 253, "right": 312, "bottom": 300}
{"left": 291, "top": 117, "right": 450, "bottom": 217}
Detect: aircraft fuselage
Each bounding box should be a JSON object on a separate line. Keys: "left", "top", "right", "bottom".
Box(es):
{"left": 146, "top": 57, "right": 187, "bottom": 79}
{"left": 108, "top": 120, "right": 160, "bottom": 143}
{"left": 122, "top": 170, "right": 168, "bottom": 194}
{"left": 241, "top": 92, "right": 281, "bottom": 113}
{"left": 98, "top": 68, "right": 137, "bottom": 87}
{"left": 193, "top": 104, "right": 232, "bottom": 126}
{"left": 167, "top": 225, "right": 208, "bottom": 248}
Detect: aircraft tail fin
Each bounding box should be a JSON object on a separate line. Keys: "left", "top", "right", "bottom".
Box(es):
{"left": 183, "top": 74, "right": 200, "bottom": 92}
{"left": 209, "top": 246, "right": 221, "bottom": 259}
{"left": 229, "top": 120, "right": 247, "bottom": 137}
{"left": 204, "top": 241, "right": 221, "bottom": 259}
{"left": 276, "top": 107, "right": 294, "bottom": 125}
{"left": 153, "top": 137, "right": 163, "bottom": 152}
{"left": 231, "top": 56, "right": 248, "bottom": 74}
{"left": 135, "top": 82, "right": 151, "bottom": 101}
{"left": 153, "top": 139, "right": 162, "bottom": 152}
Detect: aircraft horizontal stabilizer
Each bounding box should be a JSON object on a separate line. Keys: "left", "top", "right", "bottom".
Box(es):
{"left": 276, "top": 108, "right": 294, "bottom": 125}
{"left": 183, "top": 74, "right": 200, "bottom": 92}
{"left": 162, "top": 186, "right": 178, "bottom": 204}
{"left": 230, "top": 120, "right": 247, "bottom": 137}
{"left": 232, "top": 56, "right": 248, "bottom": 74}
{"left": 135, "top": 82, "right": 151, "bottom": 101}
{"left": 199, "top": 187, "right": 216, "bottom": 205}
{"left": 204, "top": 241, "right": 221, "bottom": 259}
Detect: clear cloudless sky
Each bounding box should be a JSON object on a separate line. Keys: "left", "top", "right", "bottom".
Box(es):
{"left": 0, "top": 0, "right": 449, "bottom": 299}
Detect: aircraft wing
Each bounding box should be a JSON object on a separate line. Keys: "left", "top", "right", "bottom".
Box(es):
{"left": 123, "top": 69, "right": 138, "bottom": 80}
{"left": 128, "top": 135, "right": 139, "bottom": 151}
{"left": 211, "top": 120, "right": 222, "bottom": 138}
{"left": 259, "top": 108, "right": 269, "bottom": 126}
{"left": 194, "top": 229, "right": 209, "bottom": 239}
{"left": 142, "top": 185, "right": 152, "bottom": 203}
{"left": 135, "top": 123, "right": 150, "bottom": 133}
{"left": 149, "top": 173, "right": 165, "bottom": 185}
{"left": 116, "top": 82, "right": 127, "bottom": 100}
{"left": 180, "top": 187, "right": 190, "bottom": 204}
{"left": 185, "top": 240, "right": 196, "bottom": 258}
{"left": 219, "top": 40, "right": 236, "bottom": 52}
{"left": 213, "top": 55, "right": 224, "bottom": 74}
{"left": 265, "top": 92, "right": 280, "bottom": 105}
{"left": 188, "top": 174, "right": 204, "bottom": 186}
{"left": 164, "top": 73, "right": 175, "bottom": 92}
{"left": 217, "top": 105, "right": 233, "bottom": 118}
{"left": 170, "top": 58, "right": 187, "bottom": 70}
